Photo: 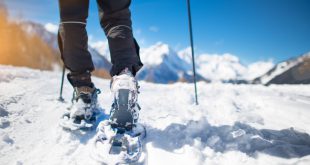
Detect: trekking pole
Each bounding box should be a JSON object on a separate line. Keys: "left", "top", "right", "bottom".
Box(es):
{"left": 186, "top": 0, "right": 199, "bottom": 105}
{"left": 57, "top": 31, "right": 65, "bottom": 102}
{"left": 58, "top": 65, "right": 65, "bottom": 102}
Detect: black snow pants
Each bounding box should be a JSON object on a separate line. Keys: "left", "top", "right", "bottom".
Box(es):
{"left": 58, "top": 0, "right": 143, "bottom": 87}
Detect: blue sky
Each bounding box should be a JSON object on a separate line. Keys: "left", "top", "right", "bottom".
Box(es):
{"left": 3, "top": 0, "right": 310, "bottom": 64}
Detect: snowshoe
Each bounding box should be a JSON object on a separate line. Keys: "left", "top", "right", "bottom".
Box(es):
{"left": 91, "top": 68, "right": 146, "bottom": 164}
{"left": 59, "top": 86, "right": 101, "bottom": 131}
{"left": 109, "top": 68, "right": 140, "bottom": 130}
{"left": 91, "top": 121, "right": 146, "bottom": 164}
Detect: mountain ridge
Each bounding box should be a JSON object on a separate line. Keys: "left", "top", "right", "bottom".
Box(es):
{"left": 254, "top": 52, "right": 310, "bottom": 85}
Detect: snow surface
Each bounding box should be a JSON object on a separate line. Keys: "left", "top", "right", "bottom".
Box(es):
{"left": 1, "top": 65, "right": 310, "bottom": 165}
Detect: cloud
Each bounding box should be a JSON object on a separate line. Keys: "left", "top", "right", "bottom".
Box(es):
{"left": 44, "top": 23, "right": 58, "bottom": 34}
{"left": 244, "top": 60, "right": 274, "bottom": 80}
{"left": 149, "top": 26, "right": 159, "bottom": 32}
{"left": 176, "top": 47, "right": 275, "bottom": 81}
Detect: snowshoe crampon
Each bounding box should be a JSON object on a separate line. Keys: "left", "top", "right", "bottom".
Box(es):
{"left": 90, "top": 120, "right": 146, "bottom": 164}
{"left": 59, "top": 111, "right": 98, "bottom": 131}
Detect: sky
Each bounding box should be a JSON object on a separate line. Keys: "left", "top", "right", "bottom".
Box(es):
{"left": 3, "top": 0, "right": 310, "bottom": 64}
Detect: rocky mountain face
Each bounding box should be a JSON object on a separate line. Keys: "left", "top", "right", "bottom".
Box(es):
{"left": 254, "top": 52, "right": 310, "bottom": 85}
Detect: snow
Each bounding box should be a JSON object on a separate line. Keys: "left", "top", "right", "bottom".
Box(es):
{"left": 244, "top": 61, "right": 274, "bottom": 80}
{"left": 44, "top": 23, "right": 58, "bottom": 34}
{"left": 90, "top": 42, "right": 275, "bottom": 83}
{"left": 137, "top": 42, "right": 192, "bottom": 83}
{"left": 260, "top": 61, "right": 299, "bottom": 84}
{"left": 140, "top": 42, "right": 173, "bottom": 66}
{"left": 1, "top": 65, "right": 310, "bottom": 165}
{"left": 177, "top": 47, "right": 193, "bottom": 64}
{"left": 90, "top": 41, "right": 111, "bottom": 62}
{"left": 177, "top": 47, "right": 274, "bottom": 82}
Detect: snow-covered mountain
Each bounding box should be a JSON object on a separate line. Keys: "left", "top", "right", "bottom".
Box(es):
{"left": 21, "top": 21, "right": 59, "bottom": 50}
{"left": 6, "top": 20, "right": 112, "bottom": 78}
{"left": 0, "top": 14, "right": 276, "bottom": 84}
{"left": 90, "top": 41, "right": 111, "bottom": 63}
{"left": 254, "top": 52, "right": 310, "bottom": 85}
{"left": 23, "top": 22, "right": 112, "bottom": 72}
{"left": 11, "top": 14, "right": 310, "bottom": 85}
{"left": 137, "top": 42, "right": 205, "bottom": 83}
{"left": 91, "top": 41, "right": 275, "bottom": 83}
{"left": 177, "top": 48, "right": 274, "bottom": 82}
{"left": 1, "top": 65, "right": 310, "bottom": 165}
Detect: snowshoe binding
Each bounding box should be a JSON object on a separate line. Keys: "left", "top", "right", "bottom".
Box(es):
{"left": 60, "top": 85, "right": 101, "bottom": 131}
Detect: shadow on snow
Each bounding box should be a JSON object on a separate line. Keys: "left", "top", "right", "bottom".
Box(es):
{"left": 62, "top": 111, "right": 109, "bottom": 144}
{"left": 146, "top": 118, "right": 310, "bottom": 159}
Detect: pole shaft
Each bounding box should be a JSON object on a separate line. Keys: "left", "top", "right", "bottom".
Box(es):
{"left": 59, "top": 65, "right": 65, "bottom": 102}
{"left": 57, "top": 31, "right": 65, "bottom": 102}
{"left": 186, "top": 0, "right": 198, "bottom": 105}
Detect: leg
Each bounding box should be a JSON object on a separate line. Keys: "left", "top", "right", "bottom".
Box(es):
{"left": 58, "top": 0, "right": 94, "bottom": 87}
{"left": 96, "top": 0, "right": 143, "bottom": 76}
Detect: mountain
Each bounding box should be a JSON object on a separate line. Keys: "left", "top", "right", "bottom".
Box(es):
{"left": 91, "top": 41, "right": 205, "bottom": 83}
{"left": 88, "top": 46, "right": 112, "bottom": 78}
{"left": 253, "top": 52, "right": 310, "bottom": 85}
{"left": 91, "top": 41, "right": 275, "bottom": 84}
{"left": 177, "top": 48, "right": 274, "bottom": 83}
{"left": 21, "top": 21, "right": 112, "bottom": 75}
{"left": 90, "top": 41, "right": 111, "bottom": 62}
{"left": 0, "top": 9, "right": 60, "bottom": 70}
{"left": 137, "top": 42, "right": 205, "bottom": 83}
{"left": 1, "top": 65, "right": 310, "bottom": 164}
{"left": 20, "top": 21, "right": 59, "bottom": 50}
{"left": 0, "top": 6, "right": 111, "bottom": 78}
